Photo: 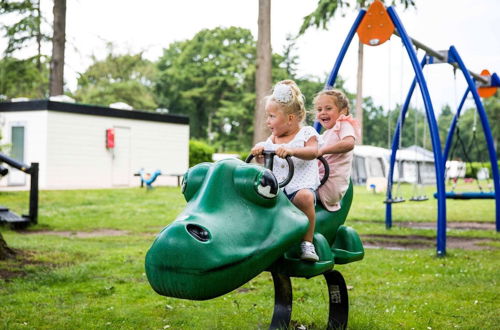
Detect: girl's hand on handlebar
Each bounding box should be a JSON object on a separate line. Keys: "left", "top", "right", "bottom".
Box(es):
{"left": 275, "top": 147, "right": 294, "bottom": 158}
{"left": 251, "top": 145, "right": 264, "bottom": 156}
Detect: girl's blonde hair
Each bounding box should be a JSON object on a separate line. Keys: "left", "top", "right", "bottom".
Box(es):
{"left": 313, "top": 89, "right": 350, "bottom": 115}
{"left": 265, "top": 80, "right": 306, "bottom": 122}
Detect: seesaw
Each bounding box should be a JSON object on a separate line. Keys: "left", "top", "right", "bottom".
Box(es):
{"left": 145, "top": 152, "right": 364, "bottom": 329}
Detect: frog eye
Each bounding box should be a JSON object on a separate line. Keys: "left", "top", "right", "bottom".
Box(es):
{"left": 255, "top": 169, "right": 278, "bottom": 199}
{"left": 182, "top": 163, "right": 211, "bottom": 202}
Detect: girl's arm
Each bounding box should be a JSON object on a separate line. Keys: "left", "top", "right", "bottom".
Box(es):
{"left": 275, "top": 136, "right": 318, "bottom": 160}
{"left": 318, "top": 136, "right": 355, "bottom": 157}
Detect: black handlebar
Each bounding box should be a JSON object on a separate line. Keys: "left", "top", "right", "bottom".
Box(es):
{"left": 245, "top": 151, "right": 294, "bottom": 188}
{"left": 246, "top": 151, "right": 330, "bottom": 188}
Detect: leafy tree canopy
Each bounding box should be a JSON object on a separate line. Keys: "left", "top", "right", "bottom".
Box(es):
{"left": 74, "top": 48, "right": 158, "bottom": 110}
{"left": 439, "top": 92, "right": 500, "bottom": 161}
{"left": 154, "top": 26, "right": 292, "bottom": 151}
{"left": 0, "top": 0, "right": 50, "bottom": 59}
{"left": 0, "top": 55, "right": 49, "bottom": 99}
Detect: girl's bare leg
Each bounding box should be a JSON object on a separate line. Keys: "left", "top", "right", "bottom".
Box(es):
{"left": 292, "top": 189, "right": 316, "bottom": 242}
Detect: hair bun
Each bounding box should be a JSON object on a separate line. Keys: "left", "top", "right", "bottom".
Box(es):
{"left": 272, "top": 83, "right": 293, "bottom": 104}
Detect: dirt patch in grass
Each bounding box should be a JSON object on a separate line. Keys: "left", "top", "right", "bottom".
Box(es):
{"left": 397, "top": 221, "right": 496, "bottom": 231}
{"left": 362, "top": 234, "right": 497, "bottom": 250}
{"left": 0, "top": 250, "right": 51, "bottom": 281}
{"left": 18, "top": 229, "right": 129, "bottom": 238}
{"left": 0, "top": 267, "right": 26, "bottom": 280}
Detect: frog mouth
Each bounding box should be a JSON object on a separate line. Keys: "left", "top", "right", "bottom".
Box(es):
{"left": 154, "top": 253, "right": 255, "bottom": 275}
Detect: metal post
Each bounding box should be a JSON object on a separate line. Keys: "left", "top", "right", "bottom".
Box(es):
{"left": 387, "top": 7, "right": 447, "bottom": 256}
{"left": 314, "top": 9, "right": 367, "bottom": 133}
{"left": 28, "top": 163, "right": 39, "bottom": 224}
{"left": 448, "top": 46, "right": 500, "bottom": 231}
{"left": 393, "top": 30, "right": 489, "bottom": 85}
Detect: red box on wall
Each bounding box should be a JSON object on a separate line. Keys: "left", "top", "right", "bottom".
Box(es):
{"left": 106, "top": 128, "right": 115, "bottom": 148}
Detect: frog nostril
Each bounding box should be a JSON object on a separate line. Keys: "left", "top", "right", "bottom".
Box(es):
{"left": 186, "top": 224, "right": 210, "bottom": 242}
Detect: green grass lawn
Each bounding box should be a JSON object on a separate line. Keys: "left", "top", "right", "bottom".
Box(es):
{"left": 1, "top": 184, "right": 499, "bottom": 329}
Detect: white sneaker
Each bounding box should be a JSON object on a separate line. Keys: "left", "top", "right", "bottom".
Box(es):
{"left": 300, "top": 241, "right": 319, "bottom": 262}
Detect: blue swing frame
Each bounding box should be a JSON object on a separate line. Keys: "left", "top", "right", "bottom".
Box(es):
{"left": 317, "top": 5, "right": 500, "bottom": 257}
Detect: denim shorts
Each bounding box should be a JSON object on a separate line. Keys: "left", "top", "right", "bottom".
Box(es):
{"left": 285, "top": 188, "right": 317, "bottom": 205}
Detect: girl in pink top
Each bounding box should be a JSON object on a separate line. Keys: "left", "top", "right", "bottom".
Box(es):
{"left": 315, "top": 90, "right": 360, "bottom": 212}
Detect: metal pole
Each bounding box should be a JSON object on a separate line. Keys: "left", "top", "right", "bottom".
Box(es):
{"left": 314, "top": 9, "right": 367, "bottom": 132}
{"left": 448, "top": 46, "right": 500, "bottom": 231}
{"left": 28, "top": 163, "right": 39, "bottom": 225}
{"left": 0, "top": 152, "right": 30, "bottom": 172}
{"left": 388, "top": 7, "right": 447, "bottom": 256}
{"left": 393, "top": 31, "right": 489, "bottom": 85}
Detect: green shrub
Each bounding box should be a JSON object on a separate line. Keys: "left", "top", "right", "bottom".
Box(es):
{"left": 189, "top": 140, "right": 214, "bottom": 167}
{"left": 239, "top": 151, "right": 250, "bottom": 162}
{"left": 464, "top": 161, "right": 500, "bottom": 178}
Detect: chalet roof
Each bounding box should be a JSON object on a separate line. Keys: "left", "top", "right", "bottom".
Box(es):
{"left": 0, "top": 99, "right": 189, "bottom": 125}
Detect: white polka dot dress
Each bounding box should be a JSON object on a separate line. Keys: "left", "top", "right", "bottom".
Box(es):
{"left": 257, "top": 126, "right": 320, "bottom": 194}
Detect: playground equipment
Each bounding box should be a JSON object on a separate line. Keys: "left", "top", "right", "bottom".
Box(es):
{"left": 441, "top": 73, "right": 498, "bottom": 200}
{"left": 145, "top": 152, "right": 364, "bottom": 329}
{"left": 135, "top": 169, "right": 162, "bottom": 189}
{"left": 317, "top": 0, "right": 499, "bottom": 256}
{"left": 0, "top": 152, "right": 39, "bottom": 228}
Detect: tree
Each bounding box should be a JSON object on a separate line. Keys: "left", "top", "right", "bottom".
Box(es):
{"left": 438, "top": 92, "right": 499, "bottom": 162}
{"left": 0, "top": 0, "right": 50, "bottom": 98}
{"left": 0, "top": 55, "right": 49, "bottom": 98}
{"left": 74, "top": 50, "right": 158, "bottom": 110}
{"left": 299, "top": 0, "right": 415, "bottom": 144}
{"left": 154, "top": 26, "right": 294, "bottom": 152}
{"left": 363, "top": 97, "right": 389, "bottom": 147}
{"left": 0, "top": 234, "right": 15, "bottom": 260}
{"left": 0, "top": 0, "right": 48, "bottom": 69}
{"left": 49, "top": 0, "right": 66, "bottom": 96}
{"left": 155, "top": 27, "right": 257, "bottom": 147}
{"left": 253, "top": 0, "right": 272, "bottom": 145}
{"left": 483, "top": 92, "right": 500, "bottom": 159}
{"left": 437, "top": 104, "right": 454, "bottom": 148}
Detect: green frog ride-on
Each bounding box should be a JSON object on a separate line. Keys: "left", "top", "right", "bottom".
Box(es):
{"left": 145, "top": 151, "right": 364, "bottom": 329}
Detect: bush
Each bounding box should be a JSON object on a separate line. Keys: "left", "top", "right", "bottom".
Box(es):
{"left": 464, "top": 161, "right": 500, "bottom": 178}
{"left": 239, "top": 151, "right": 250, "bottom": 162}
{"left": 189, "top": 140, "right": 215, "bottom": 167}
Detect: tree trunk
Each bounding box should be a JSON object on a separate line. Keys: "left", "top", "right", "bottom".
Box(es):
{"left": 35, "top": 0, "right": 42, "bottom": 71}
{"left": 0, "top": 232, "right": 15, "bottom": 260}
{"left": 49, "top": 0, "right": 66, "bottom": 96}
{"left": 253, "top": 0, "right": 272, "bottom": 145}
{"left": 355, "top": 39, "right": 364, "bottom": 144}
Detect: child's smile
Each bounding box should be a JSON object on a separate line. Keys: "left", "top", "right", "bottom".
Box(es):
{"left": 315, "top": 94, "right": 343, "bottom": 130}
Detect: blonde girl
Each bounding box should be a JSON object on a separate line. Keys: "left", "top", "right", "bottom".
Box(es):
{"left": 251, "top": 80, "right": 320, "bottom": 262}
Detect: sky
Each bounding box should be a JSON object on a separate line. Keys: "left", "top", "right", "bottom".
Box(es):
{"left": 3, "top": 0, "right": 500, "bottom": 113}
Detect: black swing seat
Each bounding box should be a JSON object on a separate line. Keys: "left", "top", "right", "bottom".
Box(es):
{"left": 434, "top": 191, "right": 496, "bottom": 200}
{"left": 383, "top": 197, "right": 405, "bottom": 204}
{"left": 0, "top": 205, "right": 29, "bottom": 224}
